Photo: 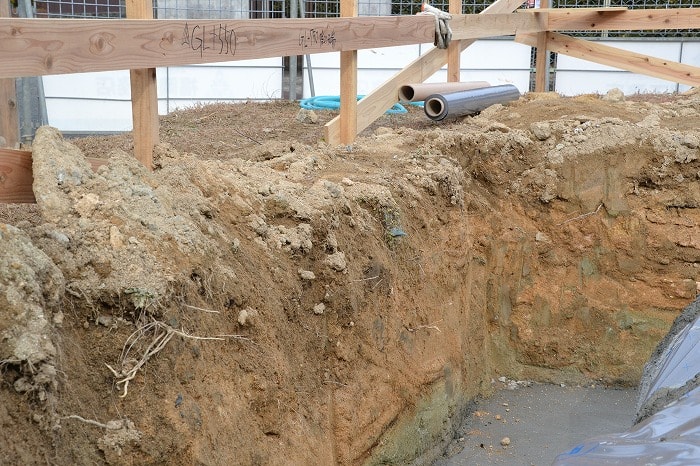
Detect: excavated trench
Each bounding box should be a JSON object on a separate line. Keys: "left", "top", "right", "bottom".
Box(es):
{"left": 0, "top": 93, "right": 698, "bottom": 464}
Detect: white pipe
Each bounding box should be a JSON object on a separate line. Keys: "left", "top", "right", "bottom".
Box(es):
{"left": 398, "top": 81, "right": 491, "bottom": 102}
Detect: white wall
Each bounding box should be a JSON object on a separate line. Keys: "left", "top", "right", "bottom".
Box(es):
{"left": 41, "top": 38, "right": 700, "bottom": 132}
{"left": 44, "top": 57, "right": 283, "bottom": 132}
{"left": 301, "top": 39, "right": 532, "bottom": 98}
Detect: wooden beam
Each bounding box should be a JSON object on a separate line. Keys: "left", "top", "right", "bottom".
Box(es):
{"left": 447, "top": 0, "right": 461, "bottom": 83}
{"left": 449, "top": 12, "right": 544, "bottom": 39}
{"left": 339, "top": 0, "right": 358, "bottom": 145}
{"left": 0, "top": 16, "right": 435, "bottom": 79}
{"left": 324, "top": 0, "right": 527, "bottom": 145}
{"left": 519, "top": 7, "right": 627, "bottom": 13}
{"left": 516, "top": 31, "right": 700, "bottom": 87}
{"left": 0, "top": 78, "right": 17, "bottom": 148}
{"left": 0, "top": 148, "right": 33, "bottom": 202}
{"left": 129, "top": 67, "right": 158, "bottom": 169}
{"left": 126, "top": 0, "right": 158, "bottom": 170}
{"left": 0, "top": 148, "right": 106, "bottom": 203}
{"left": 545, "top": 7, "right": 700, "bottom": 31}
{"left": 0, "top": 9, "right": 698, "bottom": 79}
{"left": 0, "top": 13, "right": 550, "bottom": 79}
{"left": 0, "top": 0, "right": 18, "bottom": 148}
{"left": 534, "top": 0, "right": 549, "bottom": 92}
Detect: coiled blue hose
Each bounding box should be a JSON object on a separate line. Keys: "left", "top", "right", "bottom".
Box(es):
{"left": 300, "top": 95, "right": 421, "bottom": 114}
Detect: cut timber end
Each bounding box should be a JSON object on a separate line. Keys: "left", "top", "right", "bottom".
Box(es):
{"left": 0, "top": 148, "right": 107, "bottom": 204}
{"left": 0, "top": 148, "right": 34, "bottom": 203}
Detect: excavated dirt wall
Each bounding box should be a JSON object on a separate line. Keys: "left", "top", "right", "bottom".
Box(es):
{"left": 0, "top": 92, "right": 698, "bottom": 464}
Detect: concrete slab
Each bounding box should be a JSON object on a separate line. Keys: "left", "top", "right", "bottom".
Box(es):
{"left": 435, "top": 383, "right": 637, "bottom": 466}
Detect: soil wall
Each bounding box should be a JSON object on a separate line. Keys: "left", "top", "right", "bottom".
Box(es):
{"left": 0, "top": 92, "right": 698, "bottom": 464}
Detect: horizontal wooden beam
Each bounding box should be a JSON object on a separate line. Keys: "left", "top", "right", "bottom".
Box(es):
{"left": 3, "top": 8, "right": 700, "bottom": 79}
{"left": 0, "top": 148, "right": 106, "bottom": 203}
{"left": 0, "top": 16, "right": 432, "bottom": 78}
{"left": 545, "top": 7, "right": 700, "bottom": 31}
{"left": 519, "top": 7, "right": 627, "bottom": 13}
{"left": 0, "top": 13, "right": 550, "bottom": 79}
{"left": 450, "top": 13, "right": 544, "bottom": 39}
{"left": 515, "top": 31, "right": 700, "bottom": 87}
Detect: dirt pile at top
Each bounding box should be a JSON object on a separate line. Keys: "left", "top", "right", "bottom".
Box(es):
{"left": 0, "top": 91, "right": 699, "bottom": 465}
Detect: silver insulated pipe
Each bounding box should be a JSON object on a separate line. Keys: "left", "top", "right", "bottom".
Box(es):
{"left": 424, "top": 84, "right": 521, "bottom": 121}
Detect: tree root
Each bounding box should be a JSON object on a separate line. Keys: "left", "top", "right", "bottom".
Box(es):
{"left": 105, "top": 320, "right": 250, "bottom": 398}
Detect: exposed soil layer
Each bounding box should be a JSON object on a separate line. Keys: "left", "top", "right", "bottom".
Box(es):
{"left": 1, "top": 89, "right": 699, "bottom": 465}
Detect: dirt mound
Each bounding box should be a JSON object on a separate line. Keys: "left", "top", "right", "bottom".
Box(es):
{"left": 0, "top": 91, "right": 699, "bottom": 465}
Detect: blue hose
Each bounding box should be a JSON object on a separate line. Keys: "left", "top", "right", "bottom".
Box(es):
{"left": 300, "top": 95, "right": 421, "bottom": 114}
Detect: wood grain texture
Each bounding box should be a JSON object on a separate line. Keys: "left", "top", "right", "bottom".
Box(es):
{"left": 518, "top": 7, "right": 627, "bottom": 13}
{"left": 516, "top": 32, "right": 700, "bottom": 87}
{"left": 325, "top": 0, "right": 527, "bottom": 145}
{"left": 0, "top": 16, "right": 436, "bottom": 78}
{"left": 545, "top": 8, "right": 700, "bottom": 31}
{"left": 339, "top": 0, "right": 358, "bottom": 145}
{"left": 0, "top": 13, "right": 553, "bottom": 79}
{"left": 447, "top": 0, "right": 461, "bottom": 83}
{"left": 0, "top": 148, "right": 34, "bottom": 203}
{"left": 449, "top": 12, "right": 545, "bottom": 39}
{"left": 127, "top": 0, "right": 158, "bottom": 170}
{"left": 1, "top": 9, "right": 685, "bottom": 78}
{"left": 0, "top": 148, "right": 106, "bottom": 203}
{"left": 0, "top": 0, "right": 18, "bottom": 148}
{"left": 534, "top": 0, "right": 549, "bottom": 93}
{"left": 0, "top": 78, "right": 17, "bottom": 148}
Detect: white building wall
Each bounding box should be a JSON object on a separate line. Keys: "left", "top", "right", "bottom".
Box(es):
{"left": 41, "top": 38, "right": 700, "bottom": 132}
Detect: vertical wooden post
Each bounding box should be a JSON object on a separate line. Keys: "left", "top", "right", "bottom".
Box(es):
{"left": 0, "top": 0, "right": 19, "bottom": 148}
{"left": 126, "top": 0, "right": 158, "bottom": 169}
{"left": 447, "top": 0, "right": 461, "bottom": 82}
{"left": 339, "top": 0, "right": 358, "bottom": 145}
{"left": 534, "top": 0, "right": 550, "bottom": 92}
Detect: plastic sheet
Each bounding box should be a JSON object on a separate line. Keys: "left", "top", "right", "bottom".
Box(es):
{"left": 423, "top": 84, "right": 520, "bottom": 121}
{"left": 553, "top": 296, "right": 700, "bottom": 465}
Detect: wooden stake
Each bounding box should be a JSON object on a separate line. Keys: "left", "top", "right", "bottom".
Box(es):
{"left": 339, "top": 0, "right": 358, "bottom": 146}
{"left": 534, "top": 0, "right": 550, "bottom": 92}
{"left": 0, "top": 0, "right": 18, "bottom": 148}
{"left": 447, "top": 0, "right": 461, "bottom": 82}
{"left": 126, "top": 0, "right": 158, "bottom": 170}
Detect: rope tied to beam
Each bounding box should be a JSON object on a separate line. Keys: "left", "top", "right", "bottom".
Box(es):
{"left": 418, "top": 2, "right": 452, "bottom": 49}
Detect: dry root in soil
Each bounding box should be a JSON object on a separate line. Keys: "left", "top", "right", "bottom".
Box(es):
{"left": 105, "top": 320, "right": 249, "bottom": 397}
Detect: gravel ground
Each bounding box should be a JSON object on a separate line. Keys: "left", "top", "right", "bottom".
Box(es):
{"left": 435, "top": 383, "right": 637, "bottom": 466}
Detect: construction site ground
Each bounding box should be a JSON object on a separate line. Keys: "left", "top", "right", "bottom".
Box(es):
{"left": 0, "top": 89, "right": 698, "bottom": 465}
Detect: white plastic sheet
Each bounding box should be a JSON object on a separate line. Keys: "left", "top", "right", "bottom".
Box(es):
{"left": 553, "top": 297, "right": 700, "bottom": 465}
